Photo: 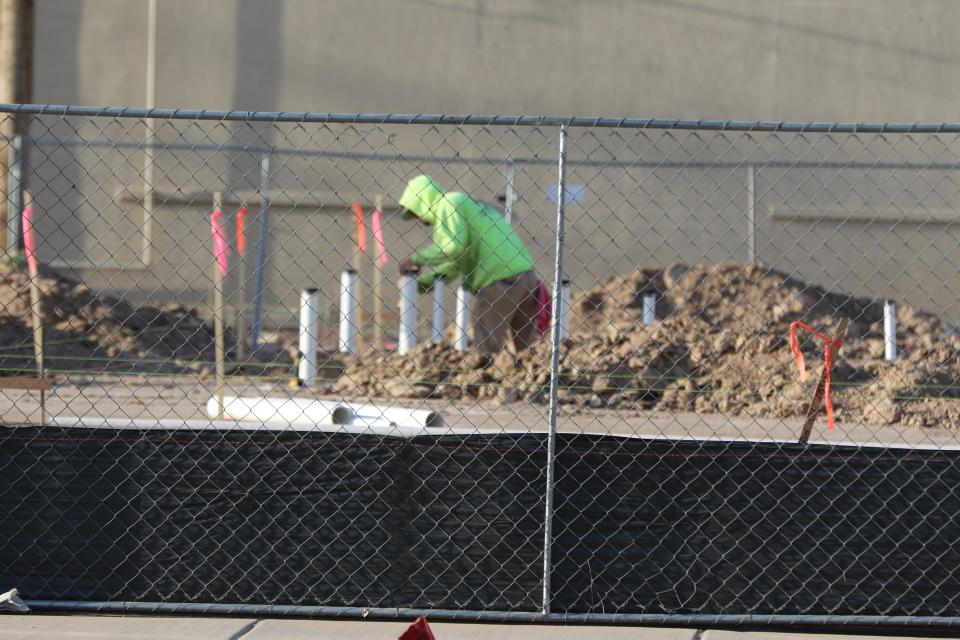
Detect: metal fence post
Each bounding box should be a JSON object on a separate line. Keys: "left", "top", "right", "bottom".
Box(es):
{"left": 504, "top": 158, "right": 515, "bottom": 224}
{"left": 747, "top": 163, "right": 756, "bottom": 263}
{"left": 250, "top": 152, "right": 270, "bottom": 350}
{"left": 6, "top": 133, "right": 20, "bottom": 257}
{"left": 542, "top": 123, "right": 568, "bottom": 615}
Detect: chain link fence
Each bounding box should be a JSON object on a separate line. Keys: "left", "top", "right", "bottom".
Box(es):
{"left": 3, "top": 104, "right": 960, "bottom": 626}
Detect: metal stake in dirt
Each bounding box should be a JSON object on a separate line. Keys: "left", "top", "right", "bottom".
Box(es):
{"left": 22, "top": 192, "right": 44, "bottom": 423}
{"left": 249, "top": 153, "right": 270, "bottom": 351}
{"left": 747, "top": 163, "right": 756, "bottom": 263}
{"left": 234, "top": 206, "right": 248, "bottom": 360}
{"left": 210, "top": 192, "right": 228, "bottom": 419}
{"left": 373, "top": 194, "right": 386, "bottom": 351}
{"left": 798, "top": 317, "right": 848, "bottom": 445}
{"left": 6, "top": 133, "right": 21, "bottom": 258}
{"left": 542, "top": 123, "right": 569, "bottom": 615}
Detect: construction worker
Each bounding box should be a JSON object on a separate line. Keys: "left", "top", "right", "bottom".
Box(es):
{"left": 397, "top": 174, "right": 540, "bottom": 353}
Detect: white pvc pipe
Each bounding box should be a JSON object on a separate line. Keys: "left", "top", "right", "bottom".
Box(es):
{"left": 455, "top": 286, "right": 471, "bottom": 351}
{"left": 399, "top": 275, "right": 418, "bottom": 354}
{"left": 884, "top": 301, "right": 897, "bottom": 362}
{"left": 338, "top": 269, "right": 357, "bottom": 354}
{"left": 298, "top": 288, "right": 319, "bottom": 385}
{"left": 643, "top": 293, "right": 657, "bottom": 326}
{"left": 431, "top": 277, "right": 446, "bottom": 343}
{"left": 344, "top": 401, "right": 444, "bottom": 429}
{"left": 206, "top": 395, "right": 352, "bottom": 426}
{"left": 558, "top": 280, "right": 571, "bottom": 340}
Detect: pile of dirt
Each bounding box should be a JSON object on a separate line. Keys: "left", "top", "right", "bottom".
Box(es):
{"left": 333, "top": 261, "right": 960, "bottom": 428}
{"left": 0, "top": 263, "right": 222, "bottom": 375}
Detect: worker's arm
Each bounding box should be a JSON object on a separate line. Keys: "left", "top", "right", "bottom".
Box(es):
{"left": 415, "top": 260, "right": 461, "bottom": 293}
{"left": 411, "top": 203, "right": 468, "bottom": 268}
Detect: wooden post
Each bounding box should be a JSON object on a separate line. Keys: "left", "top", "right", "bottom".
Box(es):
{"left": 22, "top": 191, "right": 43, "bottom": 422}
{"left": 373, "top": 194, "right": 385, "bottom": 351}
{"left": 234, "top": 205, "right": 248, "bottom": 360}
{"left": 798, "top": 317, "right": 849, "bottom": 445}
{"left": 212, "top": 191, "right": 226, "bottom": 419}
{"left": 352, "top": 204, "right": 365, "bottom": 350}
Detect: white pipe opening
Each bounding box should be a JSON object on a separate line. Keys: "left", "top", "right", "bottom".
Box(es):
{"left": 431, "top": 277, "right": 446, "bottom": 343}
{"left": 643, "top": 293, "right": 657, "bottom": 326}
{"left": 399, "top": 275, "right": 418, "bottom": 354}
{"left": 455, "top": 286, "right": 471, "bottom": 351}
{"left": 558, "top": 279, "right": 571, "bottom": 340}
{"left": 884, "top": 300, "right": 897, "bottom": 363}
{"left": 338, "top": 269, "right": 357, "bottom": 354}
{"left": 298, "top": 288, "right": 319, "bottom": 386}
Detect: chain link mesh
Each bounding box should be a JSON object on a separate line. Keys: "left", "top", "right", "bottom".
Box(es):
{"left": 3, "top": 106, "right": 960, "bottom": 622}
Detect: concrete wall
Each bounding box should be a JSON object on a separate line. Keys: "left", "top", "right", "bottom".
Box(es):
{"left": 21, "top": 0, "right": 960, "bottom": 331}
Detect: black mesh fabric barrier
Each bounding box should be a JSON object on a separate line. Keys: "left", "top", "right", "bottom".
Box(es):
{"left": 2, "top": 426, "right": 959, "bottom": 616}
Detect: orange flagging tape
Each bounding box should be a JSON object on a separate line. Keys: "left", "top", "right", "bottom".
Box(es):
{"left": 351, "top": 203, "right": 367, "bottom": 253}
{"left": 789, "top": 320, "right": 843, "bottom": 430}
{"left": 235, "top": 207, "right": 247, "bottom": 256}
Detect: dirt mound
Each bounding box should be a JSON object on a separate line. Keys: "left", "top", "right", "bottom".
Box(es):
{"left": 0, "top": 263, "right": 220, "bottom": 375}
{"left": 333, "top": 261, "right": 959, "bottom": 429}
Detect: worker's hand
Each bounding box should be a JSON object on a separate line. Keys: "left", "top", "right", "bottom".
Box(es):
{"left": 398, "top": 257, "right": 420, "bottom": 275}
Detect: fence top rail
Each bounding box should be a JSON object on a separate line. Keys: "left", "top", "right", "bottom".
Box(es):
{"left": 3, "top": 102, "right": 960, "bottom": 133}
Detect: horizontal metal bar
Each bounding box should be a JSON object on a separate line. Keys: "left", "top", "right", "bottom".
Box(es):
{"left": 5, "top": 102, "right": 960, "bottom": 132}
{"left": 25, "top": 600, "right": 960, "bottom": 629}
{"left": 14, "top": 135, "right": 960, "bottom": 171}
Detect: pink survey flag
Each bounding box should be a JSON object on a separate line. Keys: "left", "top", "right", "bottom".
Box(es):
{"left": 21, "top": 205, "right": 38, "bottom": 278}
{"left": 210, "top": 209, "right": 229, "bottom": 276}
{"left": 372, "top": 208, "right": 388, "bottom": 267}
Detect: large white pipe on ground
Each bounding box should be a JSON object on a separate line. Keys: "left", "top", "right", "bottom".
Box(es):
{"left": 205, "top": 396, "right": 443, "bottom": 429}
{"left": 399, "top": 275, "right": 418, "bottom": 354}
{"left": 339, "top": 269, "right": 357, "bottom": 354}
{"left": 431, "top": 277, "right": 446, "bottom": 343}
{"left": 298, "top": 288, "right": 319, "bottom": 385}
{"left": 207, "top": 395, "right": 352, "bottom": 426}
{"left": 884, "top": 300, "right": 897, "bottom": 363}
{"left": 344, "top": 401, "right": 444, "bottom": 429}
{"left": 455, "top": 286, "right": 471, "bottom": 351}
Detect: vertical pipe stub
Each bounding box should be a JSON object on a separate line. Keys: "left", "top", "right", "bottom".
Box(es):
{"left": 431, "top": 277, "right": 446, "bottom": 344}
{"left": 884, "top": 300, "right": 897, "bottom": 363}
{"left": 455, "top": 286, "right": 472, "bottom": 351}
{"left": 642, "top": 293, "right": 657, "bottom": 326}
{"left": 558, "top": 279, "right": 571, "bottom": 340}
{"left": 250, "top": 153, "right": 271, "bottom": 350}
{"left": 399, "top": 275, "right": 418, "bottom": 354}
{"left": 298, "top": 288, "right": 319, "bottom": 386}
{"left": 339, "top": 269, "right": 358, "bottom": 354}
{"left": 6, "top": 134, "right": 22, "bottom": 258}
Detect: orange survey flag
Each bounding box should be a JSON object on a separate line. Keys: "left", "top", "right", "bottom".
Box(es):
{"left": 351, "top": 203, "right": 367, "bottom": 253}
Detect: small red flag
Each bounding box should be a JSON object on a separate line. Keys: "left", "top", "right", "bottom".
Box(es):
{"left": 398, "top": 616, "right": 436, "bottom": 640}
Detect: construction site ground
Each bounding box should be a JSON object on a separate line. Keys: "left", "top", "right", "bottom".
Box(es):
{"left": 4, "top": 375, "right": 959, "bottom": 450}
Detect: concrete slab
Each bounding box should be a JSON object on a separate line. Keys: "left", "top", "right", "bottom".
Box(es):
{"left": 0, "top": 614, "right": 257, "bottom": 639}
{"left": 703, "top": 631, "right": 929, "bottom": 640}
{"left": 244, "top": 618, "right": 700, "bottom": 639}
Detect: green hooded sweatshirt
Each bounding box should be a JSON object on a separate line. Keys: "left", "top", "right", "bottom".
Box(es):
{"left": 399, "top": 175, "right": 534, "bottom": 294}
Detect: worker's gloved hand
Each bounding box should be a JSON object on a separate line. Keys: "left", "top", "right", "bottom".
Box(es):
{"left": 398, "top": 257, "right": 420, "bottom": 275}
{"left": 416, "top": 270, "right": 436, "bottom": 295}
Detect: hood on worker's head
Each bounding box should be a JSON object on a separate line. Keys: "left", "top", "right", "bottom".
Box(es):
{"left": 398, "top": 175, "right": 445, "bottom": 224}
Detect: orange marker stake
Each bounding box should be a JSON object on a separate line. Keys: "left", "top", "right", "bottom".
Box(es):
{"left": 235, "top": 207, "right": 248, "bottom": 359}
